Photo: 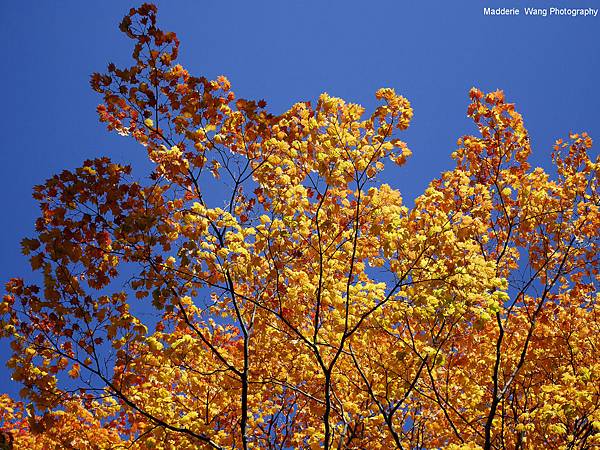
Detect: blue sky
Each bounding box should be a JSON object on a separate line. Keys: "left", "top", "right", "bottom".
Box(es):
{"left": 0, "top": 0, "right": 598, "bottom": 396}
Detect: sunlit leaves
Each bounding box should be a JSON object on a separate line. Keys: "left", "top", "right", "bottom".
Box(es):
{"left": 1, "top": 3, "right": 598, "bottom": 450}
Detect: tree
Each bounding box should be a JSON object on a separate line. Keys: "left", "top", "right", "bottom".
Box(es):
{"left": 1, "top": 4, "right": 598, "bottom": 449}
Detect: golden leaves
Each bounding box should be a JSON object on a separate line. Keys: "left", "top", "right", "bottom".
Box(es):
{"left": 2, "top": 3, "right": 599, "bottom": 449}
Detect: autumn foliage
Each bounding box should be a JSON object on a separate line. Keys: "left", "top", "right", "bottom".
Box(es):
{"left": 1, "top": 4, "right": 599, "bottom": 449}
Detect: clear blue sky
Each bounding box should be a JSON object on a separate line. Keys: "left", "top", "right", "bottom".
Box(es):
{"left": 1, "top": 0, "right": 598, "bottom": 396}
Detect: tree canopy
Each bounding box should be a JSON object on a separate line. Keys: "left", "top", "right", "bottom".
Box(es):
{"left": 1, "top": 4, "right": 598, "bottom": 449}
